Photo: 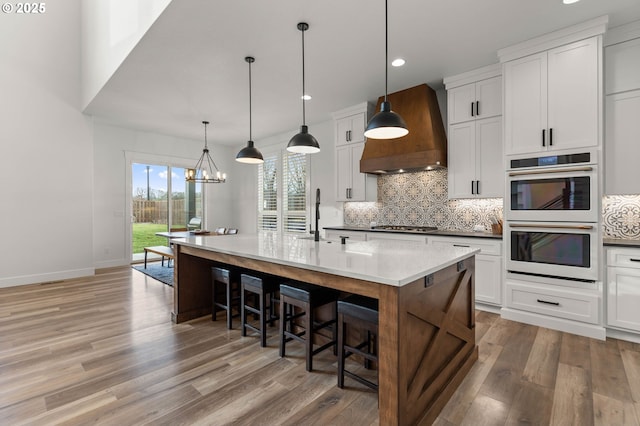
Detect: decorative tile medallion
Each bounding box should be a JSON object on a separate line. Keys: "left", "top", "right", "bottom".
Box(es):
{"left": 603, "top": 195, "right": 640, "bottom": 239}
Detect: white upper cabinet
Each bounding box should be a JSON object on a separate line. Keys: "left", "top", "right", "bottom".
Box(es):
{"left": 604, "top": 21, "right": 640, "bottom": 195}
{"left": 605, "top": 30, "right": 640, "bottom": 95}
{"left": 332, "top": 103, "right": 376, "bottom": 202}
{"left": 448, "top": 117, "right": 503, "bottom": 199}
{"left": 336, "top": 112, "right": 366, "bottom": 146}
{"left": 448, "top": 76, "right": 502, "bottom": 125}
{"left": 503, "top": 37, "right": 600, "bottom": 156}
{"left": 444, "top": 64, "right": 503, "bottom": 199}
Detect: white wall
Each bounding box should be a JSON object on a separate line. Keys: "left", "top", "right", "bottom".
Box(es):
{"left": 232, "top": 119, "right": 344, "bottom": 235}
{"left": 0, "top": 0, "right": 94, "bottom": 287}
{"left": 93, "top": 121, "right": 235, "bottom": 268}
{"left": 81, "top": 0, "right": 171, "bottom": 109}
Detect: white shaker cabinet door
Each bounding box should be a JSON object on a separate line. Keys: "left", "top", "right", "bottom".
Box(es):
{"left": 504, "top": 52, "right": 548, "bottom": 156}
{"left": 547, "top": 37, "right": 599, "bottom": 151}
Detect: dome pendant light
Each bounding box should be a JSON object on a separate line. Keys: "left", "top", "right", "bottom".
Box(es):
{"left": 364, "top": 0, "right": 409, "bottom": 140}
{"left": 185, "top": 121, "right": 226, "bottom": 183}
{"left": 236, "top": 56, "right": 264, "bottom": 164}
{"left": 287, "top": 22, "right": 320, "bottom": 154}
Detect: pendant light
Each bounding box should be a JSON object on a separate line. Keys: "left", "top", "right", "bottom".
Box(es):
{"left": 185, "top": 121, "right": 226, "bottom": 183}
{"left": 236, "top": 56, "right": 264, "bottom": 164}
{"left": 287, "top": 22, "right": 320, "bottom": 154}
{"left": 363, "top": 0, "right": 409, "bottom": 140}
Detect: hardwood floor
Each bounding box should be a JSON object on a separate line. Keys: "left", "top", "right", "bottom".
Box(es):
{"left": 1, "top": 266, "right": 639, "bottom": 425}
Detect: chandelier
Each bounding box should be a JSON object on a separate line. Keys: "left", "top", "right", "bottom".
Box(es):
{"left": 186, "top": 120, "right": 226, "bottom": 183}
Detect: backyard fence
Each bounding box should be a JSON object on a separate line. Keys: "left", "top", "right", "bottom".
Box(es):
{"left": 133, "top": 199, "right": 188, "bottom": 225}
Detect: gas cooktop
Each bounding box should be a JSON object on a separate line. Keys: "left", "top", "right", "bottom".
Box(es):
{"left": 372, "top": 225, "right": 438, "bottom": 233}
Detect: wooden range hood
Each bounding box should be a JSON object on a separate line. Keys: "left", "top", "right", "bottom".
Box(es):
{"left": 360, "top": 84, "right": 447, "bottom": 174}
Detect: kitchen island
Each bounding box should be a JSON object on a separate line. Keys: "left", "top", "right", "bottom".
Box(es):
{"left": 171, "top": 232, "right": 479, "bottom": 425}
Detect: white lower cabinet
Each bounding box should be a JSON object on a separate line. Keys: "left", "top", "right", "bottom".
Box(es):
{"left": 607, "top": 247, "right": 640, "bottom": 333}
{"left": 427, "top": 236, "right": 502, "bottom": 306}
{"left": 506, "top": 279, "right": 600, "bottom": 324}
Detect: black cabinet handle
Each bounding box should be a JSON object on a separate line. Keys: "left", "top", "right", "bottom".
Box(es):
{"left": 542, "top": 129, "right": 546, "bottom": 147}
{"left": 630, "top": 258, "right": 640, "bottom": 262}
{"left": 471, "top": 181, "right": 475, "bottom": 194}
{"left": 476, "top": 180, "right": 480, "bottom": 195}
{"left": 476, "top": 101, "right": 479, "bottom": 116}
{"left": 453, "top": 244, "right": 470, "bottom": 248}
{"left": 537, "top": 299, "right": 560, "bottom": 306}
{"left": 549, "top": 128, "right": 553, "bottom": 146}
{"left": 471, "top": 102, "right": 475, "bottom": 117}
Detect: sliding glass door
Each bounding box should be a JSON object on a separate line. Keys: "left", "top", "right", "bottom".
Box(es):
{"left": 131, "top": 163, "right": 203, "bottom": 262}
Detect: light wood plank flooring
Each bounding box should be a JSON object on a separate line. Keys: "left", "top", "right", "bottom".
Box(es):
{"left": 1, "top": 266, "right": 639, "bottom": 425}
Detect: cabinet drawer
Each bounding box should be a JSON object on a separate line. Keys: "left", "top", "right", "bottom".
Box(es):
{"left": 607, "top": 247, "right": 640, "bottom": 269}
{"left": 428, "top": 236, "right": 502, "bottom": 256}
{"left": 506, "top": 280, "right": 600, "bottom": 324}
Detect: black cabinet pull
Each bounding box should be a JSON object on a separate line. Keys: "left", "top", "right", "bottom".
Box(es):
{"left": 537, "top": 299, "right": 560, "bottom": 306}
{"left": 471, "top": 181, "right": 475, "bottom": 194}
{"left": 471, "top": 102, "right": 475, "bottom": 117}
{"left": 453, "top": 244, "right": 470, "bottom": 248}
{"left": 542, "top": 129, "right": 546, "bottom": 147}
{"left": 476, "top": 180, "right": 480, "bottom": 195}
{"left": 549, "top": 128, "right": 553, "bottom": 146}
{"left": 476, "top": 101, "right": 479, "bottom": 116}
{"left": 630, "top": 258, "right": 640, "bottom": 262}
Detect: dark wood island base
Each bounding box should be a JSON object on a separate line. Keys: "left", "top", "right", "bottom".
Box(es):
{"left": 172, "top": 243, "right": 477, "bottom": 425}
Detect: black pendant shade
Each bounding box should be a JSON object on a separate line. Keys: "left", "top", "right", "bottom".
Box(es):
{"left": 364, "top": 101, "right": 409, "bottom": 139}
{"left": 287, "top": 22, "right": 320, "bottom": 154}
{"left": 236, "top": 140, "right": 264, "bottom": 164}
{"left": 288, "top": 125, "right": 320, "bottom": 154}
{"left": 364, "top": 0, "right": 409, "bottom": 140}
{"left": 236, "top": 56, "right": 264, "bottom": 164}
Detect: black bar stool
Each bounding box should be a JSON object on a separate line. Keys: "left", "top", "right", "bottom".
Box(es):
{"left": 240, "top": 273, "right": 279, "bottom": 347}
{"left": 337, "top": 294, "right": 379, "bottom": 391}
{"left": 211, "top": 266, "right": 241, "bottom": 329}
{"left": 279, "top": 281, "right": 339, "bottom": 372}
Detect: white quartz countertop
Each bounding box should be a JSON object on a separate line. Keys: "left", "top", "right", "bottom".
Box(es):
{"left": 172, "top": 232, "right": 479, "bottom": 287}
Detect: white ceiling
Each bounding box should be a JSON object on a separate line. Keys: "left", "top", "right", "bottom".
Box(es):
{"left": 84, "top": 0, "right": 640, "bottom": 147}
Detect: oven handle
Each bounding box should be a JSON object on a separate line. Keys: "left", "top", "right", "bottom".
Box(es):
{"left": 508, "top": 166, "right": 593, "bottom": 177}
{"left": 509, "top": 224, "right": 594, "bottom": 230}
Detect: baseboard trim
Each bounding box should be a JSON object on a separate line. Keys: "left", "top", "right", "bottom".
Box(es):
{"left": 475, "top": 302, "right": 502, "bottom": 315}
{"left": 606, "top": 328, "right": 640, "bottom": 344}
{"left": 0, "top": 267, "right": 95, "bottom": 288}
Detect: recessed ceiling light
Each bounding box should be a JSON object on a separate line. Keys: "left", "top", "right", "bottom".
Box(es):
{"left": 391, "top": 58, "right": 405, "bottom": 67}
{"left": 563, "top": 0, "right": 580, "bottom": 4}
{"left": 301, "top": 94, "right": 312, "bottom": 100}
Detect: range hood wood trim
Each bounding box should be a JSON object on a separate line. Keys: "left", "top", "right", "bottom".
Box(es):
{"left": 360, "top": 84, "right": 448, "bottom": 174}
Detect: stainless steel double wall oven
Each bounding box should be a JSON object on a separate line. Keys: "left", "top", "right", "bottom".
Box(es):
{"left": 505, "top": 150, "right": 599, "bottom": 282}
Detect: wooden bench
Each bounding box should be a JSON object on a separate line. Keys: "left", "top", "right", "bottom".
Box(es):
{"left": 143, "top": 246, "right": 174, "bottom": 268}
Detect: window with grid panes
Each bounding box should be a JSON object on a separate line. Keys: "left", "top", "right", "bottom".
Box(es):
{"left": 258, "top": 153, "right": 278, "bottom": 230}
{"left": 283, "top": 151, "right": 308, "bottom": 233}
{"left": 257, "top": 150, "right": 309, "bottom": 233}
